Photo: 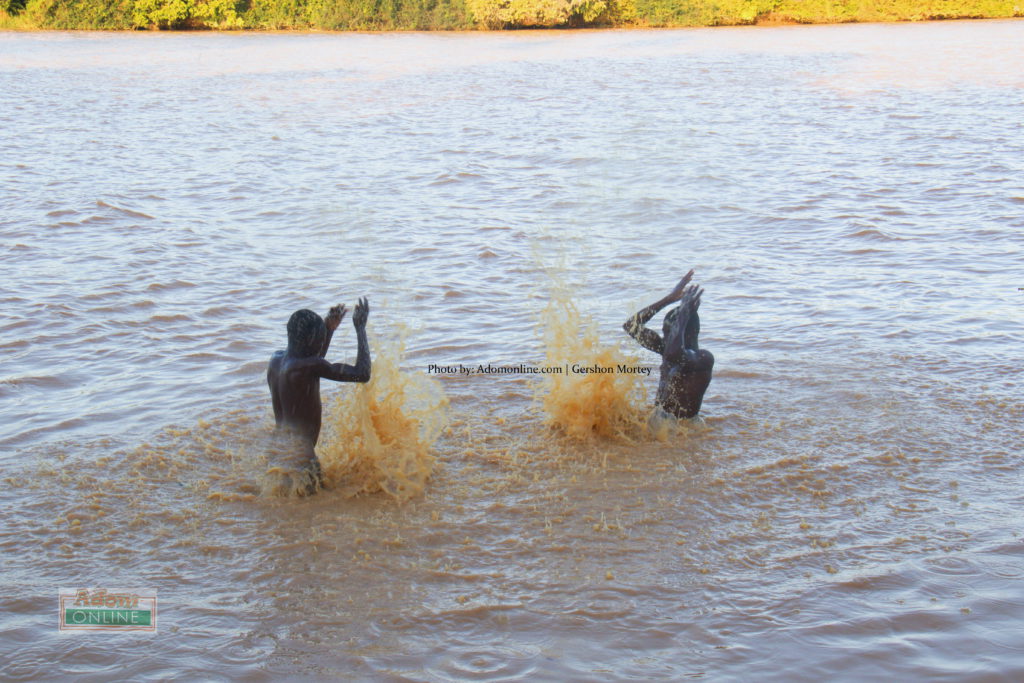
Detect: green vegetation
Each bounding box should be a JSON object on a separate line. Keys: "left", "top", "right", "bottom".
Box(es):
{"left": 1, "top": 0, "right": 1021, "bottom": 29}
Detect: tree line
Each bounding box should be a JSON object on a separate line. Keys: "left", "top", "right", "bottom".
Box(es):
{"left": 2, "top": 0, "right": 1020, "bottom": 30}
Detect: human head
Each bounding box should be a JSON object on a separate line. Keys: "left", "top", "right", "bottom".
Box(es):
{"left": 663, "top": 305, "right": 700, "bottom": 349}
{"left": 286, "top": 309, "right": 326, "bottom": 357}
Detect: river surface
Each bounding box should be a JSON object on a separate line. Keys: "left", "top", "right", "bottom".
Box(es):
{"left": 2, "top": 21, "right": 1023, "bottom": 681}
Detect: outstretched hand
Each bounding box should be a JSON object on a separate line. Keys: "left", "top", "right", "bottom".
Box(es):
{"left": 352, "top": 297, "right": 369, "bottom": 329}
{"left": 681, "top": 285, "right": 703, "bottom": 313}
{"left": 667, "top": 269, "right": 696, "bottom": 303}
{"left": 325, "top": 304, "right": 347, "bottom": 332}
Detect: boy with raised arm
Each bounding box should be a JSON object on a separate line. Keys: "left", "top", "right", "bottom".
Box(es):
{"left": 623, "top": 270, "right": 714, "bottom": 422}
{"left": 267, "top": 297, "right": 370, "bottom": 493}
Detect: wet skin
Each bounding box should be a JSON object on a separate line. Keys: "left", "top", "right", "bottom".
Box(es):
{"left": 623, "top": 270, "right": 714, "bottom": 419}
{"left": 267, "top": 298, "right": 371, "bottom": 482}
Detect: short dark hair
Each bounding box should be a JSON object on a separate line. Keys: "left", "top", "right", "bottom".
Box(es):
{"left": 287, "top": 309, "right": 325, "bottom": 357}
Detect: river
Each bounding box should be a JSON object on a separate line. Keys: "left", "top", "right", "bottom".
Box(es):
{"left": 1, "top": 20, "right": 1022, "bottom": 680}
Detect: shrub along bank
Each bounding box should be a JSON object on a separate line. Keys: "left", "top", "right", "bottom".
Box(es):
{"left": 2, "top": 0, "right": 1021, "bottom": 30}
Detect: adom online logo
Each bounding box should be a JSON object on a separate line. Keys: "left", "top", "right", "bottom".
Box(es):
{"left": 59, "top": 588, "right": 157, "bottom": 632}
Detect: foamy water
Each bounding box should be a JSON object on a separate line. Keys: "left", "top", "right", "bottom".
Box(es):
{"left": 2, "top": 22, "right": 1023, "bottom": 680}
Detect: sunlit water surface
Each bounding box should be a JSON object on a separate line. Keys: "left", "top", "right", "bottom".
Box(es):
{"left": 2, "top": 21, "right": 1023, "bottom": 681}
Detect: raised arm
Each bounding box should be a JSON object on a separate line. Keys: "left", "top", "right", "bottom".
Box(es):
{"left": 664, "top": 285, "right": 702, "bottom": 364}
{"left": 319, "top": 304, "right": 347, "bottom": 357}
{"left": 317, "top": 297, "right": 370, "bottom": 383}
{"left": 623, "top": 270, "right": 694, "bottom": 355}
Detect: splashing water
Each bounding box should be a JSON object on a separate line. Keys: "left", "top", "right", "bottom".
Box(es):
{"left": 257, "top": 429, "right": 324, "bottom": 498}
{"left": 318, "top": 332, "right": 449, "bottom": 502}
{"left": 537, "top": 284, "right": 650, "bottom": 442}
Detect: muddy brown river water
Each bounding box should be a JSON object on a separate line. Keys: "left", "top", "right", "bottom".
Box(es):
{"left": 1, "top": 21, "right": 1023, "bottom": 680}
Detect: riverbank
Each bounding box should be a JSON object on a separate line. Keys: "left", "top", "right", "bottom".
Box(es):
{"left": 1, "top": 0, "right": 1021, "bottom": 31}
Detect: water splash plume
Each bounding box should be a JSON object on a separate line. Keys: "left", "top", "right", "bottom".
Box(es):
{"left": 537, "top": 283, "right": 649, "bottom": 442}
{"left": 318, "top": 332, "right": 449, "bottom": 502}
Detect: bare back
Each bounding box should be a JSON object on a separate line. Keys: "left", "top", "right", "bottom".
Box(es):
{"left": 657, "top": 350, "right": 714, "bottom": 419}
{"left": 267, "top": 351, "right": 327, "bottom": 447}
{"left": 267, "top": 298, "right": 372, "bottom": 453}
{"left": 624, "top": 273, "right": 714, "bottom": 420}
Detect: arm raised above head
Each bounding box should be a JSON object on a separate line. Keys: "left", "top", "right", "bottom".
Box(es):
{"left": 623, "top": 270, "right": 695, "bottom": 355}
{"left": 317, "top": 357, "right": 370, "bottom": 383}
{"left": 624, "top": 306, "right": 666, "bottom": 355}
{"left": 664, "top": 285, "right": 702, "bottom": 364}
{"left": 318, "top": 297, "right": 370, "bottom": 383}
{"left": 320, "top": 304, "right": 347, "bottom": 357}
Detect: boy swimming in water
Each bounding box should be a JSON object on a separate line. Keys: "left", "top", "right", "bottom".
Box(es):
{"left": 623, "top": 270, "right": 714, "bottom": 422}
{"left": 267, "top": 298, "right": 371, "bottom": 493}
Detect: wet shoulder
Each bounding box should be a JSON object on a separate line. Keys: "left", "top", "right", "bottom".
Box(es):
{"left": 282, "top": 353, "right": 328, "bottom": 374}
